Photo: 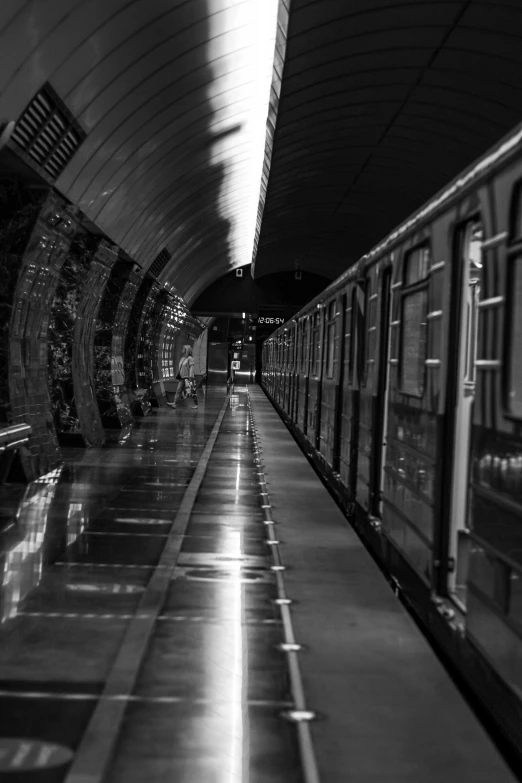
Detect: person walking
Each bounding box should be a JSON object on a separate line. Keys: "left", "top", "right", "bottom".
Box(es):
{"left": 167, "top": 344, "right": 198, "bottom": 409}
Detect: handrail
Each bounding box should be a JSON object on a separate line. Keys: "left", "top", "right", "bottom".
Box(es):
{"left": 0, "top": 423, "right": 32, "bottom": 451}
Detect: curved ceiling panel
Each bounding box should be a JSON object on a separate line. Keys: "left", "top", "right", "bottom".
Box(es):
{"left": 253, "top": 0, "right": 522, "bottom": 279}
{"left": 0, "top": 0, "right": 278, "bottom": 304}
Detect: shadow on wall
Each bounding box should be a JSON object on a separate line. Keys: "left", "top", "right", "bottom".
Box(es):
{"left": 0, "top": 0, "right": 236, "bottom": 475}
{"left": 143, "top": 0, "right": 235, "bottom": 392}
{"left": 153, "top": 0, "right": 234, "bottom": 301}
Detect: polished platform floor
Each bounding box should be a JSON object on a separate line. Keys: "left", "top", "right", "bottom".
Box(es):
{"left": 0, "top": 385, "right": 518, "bottom": 782}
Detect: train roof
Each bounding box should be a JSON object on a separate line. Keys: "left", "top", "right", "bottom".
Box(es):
{"left": 263, "top": 118, "right": 522, "bottom": 342}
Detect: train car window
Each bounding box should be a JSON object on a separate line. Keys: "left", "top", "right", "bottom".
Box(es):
{"left": 507, "top": 256, "right": 522, "bottom": 418}
{"left": 360, "top": 280, "right": 371, "bottom": 386}
{"left": 512, "top": 184, "right": 522, "bottom": 239}
{"left": 296, "top": 320, "right": 303, "bottom": 370}
{"left": 302, "top": 317, "right": 309, "bottom": 372}
{"left": 325, "top": 301, "right": 337, "bottom": 378}
{"left": 400, "top": 245, "right": 430, "bottom": 396}
{"left": 348, "top": 287, "right": 357, "bottom": 383}
{"left": 464, "top": 221, "right": 482, "bottom": 385}
{"left": 405, "top": 246, "right": 430, "bottom": 284}
{"left": 311, "top": 311, "right": 321, "bottom": 376}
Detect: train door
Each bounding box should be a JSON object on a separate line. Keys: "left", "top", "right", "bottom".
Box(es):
{"left": 369, "top": 266, "right": 392, "bottom": 517}
{"left": 333, "top": 293, "right": 348, "bottom": 473}
{"left": 294, "top": 320, "right": 302, "bottom": 423}
{"left": 338, "top": 285, "right": 360, "bottom": 494}
{"left": 306, "top": 309, "right": 323, "bottom": 447}
{"left": 355, "top": 276, "right": 374, "bottom": 510}
{"left": 442, "top": 219, "right": 482, "bottom": 607}
{"left": 281, "top": 332, "right": 288, "bottom": 409}
{"left": 319, "top": 297, "right": 340, "bottom": 465}
{"left": 299, "top": 316, "right": 310, "bottom": 434}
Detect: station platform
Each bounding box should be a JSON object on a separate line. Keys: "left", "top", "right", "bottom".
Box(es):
{"left": 0, "top": 385, "right": 517, "bottom": 783}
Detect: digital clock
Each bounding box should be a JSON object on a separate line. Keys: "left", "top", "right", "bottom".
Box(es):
{"left": 258, "top": 316, "right": 285, "bottom": 325}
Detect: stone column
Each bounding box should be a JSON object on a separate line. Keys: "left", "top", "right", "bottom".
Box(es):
{"left": 110, "top": 263, "right": 143, "bottom": 427}
{"left": 9, "top": 192, "right": 78, "bottom": 477}
{"left": 72, "top": 240, "right": 118, "bottom": 445}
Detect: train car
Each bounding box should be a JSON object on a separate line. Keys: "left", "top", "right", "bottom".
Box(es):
{"left": 261, "top": 121, "right": 522, "bottom": 763}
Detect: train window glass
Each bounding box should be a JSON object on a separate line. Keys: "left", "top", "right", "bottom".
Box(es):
{"left": 296, "top": 321, "right": 305, "bottom": 372}
{"left": 360, "top": 280, "right": 371, "bottom": 386}
{"left": 401, "top": 289, "right": 428, "bottom": 395}
{"left": 348, "top": 287, "right": 357, "bottom": 383}
{"left": 512, "top": 184, "right": 522, "bottom": 239}
{"left": 312, "top": 311, "right": 321, "bottom": 376}
{"left": 507, "top": 256, "right": 522, "bottom": 417}
{"left": 301, "top": 319, "right": 307, "bottom": 372}
{"left": 325, "top": 302, "right": 337, "bottom": 378}
{"left": 399, "top": 244, "right": 430, "bottom": 396}
{"left": 464, "top": 221, "right": 482, "bottom": 385}
{"left": 405, "top": 246, "right": 430, "bottom": 284}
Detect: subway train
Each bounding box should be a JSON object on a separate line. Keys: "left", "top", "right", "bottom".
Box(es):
{"left": 261, "top": 121, "right": 522, "bottom": 759}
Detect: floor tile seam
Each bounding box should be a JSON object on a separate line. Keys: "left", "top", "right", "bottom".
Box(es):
{"left": 16, "top": 612, "right": 282, "bottom": 624}
{"left": 62, "top": 393, "right": 231, "bottom": 783}
{"left": 0, "top": 689, "right": 293, "bottom": 707}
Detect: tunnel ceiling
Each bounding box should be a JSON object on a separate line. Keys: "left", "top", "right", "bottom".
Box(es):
{"left": 253, "top": 0, "right": 522, "bottom": 280}
{"left": 0, "top": 0, "right": 278, "bottom": 305}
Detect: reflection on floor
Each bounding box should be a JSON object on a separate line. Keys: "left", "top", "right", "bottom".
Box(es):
{"left": 0, "top": 387, "right": 301, "bottom": 782}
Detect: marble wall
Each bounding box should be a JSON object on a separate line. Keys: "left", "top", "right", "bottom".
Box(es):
{"left": 47, "top": 232, "right": 99, "bottom": 443}
{"left": 8, "top": 192, "right": 78, "bottom": 477}
{"left": 110, "top": 263, "right": 144, "bottom": 427}
{"left": 0, "top": 180, "right": 203, "bottom": 467}
{"left": 72, "top": 241, "right": 119, "bottom": 442}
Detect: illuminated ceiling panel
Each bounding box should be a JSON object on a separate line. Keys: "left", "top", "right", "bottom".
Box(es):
{"left": 0, "top": 0, "right": 279, "bottom": 303}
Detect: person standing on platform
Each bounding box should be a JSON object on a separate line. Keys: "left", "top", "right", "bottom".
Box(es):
{"left": 167, "top": 344, "right": 198, "bottom": 409}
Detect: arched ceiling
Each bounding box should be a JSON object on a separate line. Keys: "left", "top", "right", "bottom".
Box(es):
{"left": 253, "top": 0, "right": 522, "bottom": 280}
{"left": 0, "top": 0, "right": 278, "bottom": 305}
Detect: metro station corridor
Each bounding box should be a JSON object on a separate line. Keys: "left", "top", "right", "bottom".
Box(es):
{"left": 3, "top": 1, "right": 522, "bottom": 781}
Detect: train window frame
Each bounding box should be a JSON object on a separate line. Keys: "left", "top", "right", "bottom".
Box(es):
{"left": 325, "top": 299, "right": 337, "bottom": 379}
{"left": 302, "top": 316, "right": 310, "bottom": 373}
{"left": 293, "top": 322, "right": 298, "bottom": 371}
{"left": 504, "top": 253, "right": 522, "bottom": 420}
{"left": 296, "top": 319, "right": 303, "bottom": 371}
{"left": 311, "top": 310, "right": 322, "bottom": 377}
{"left": 399, "top": 243, "right": 430, "bottom": 398}
{"left": 360, "top": 279, "right": 371, "bottom": 387}
{"left": 511, "top": 180, "right": 522, "bottom": 241}
{"left": 504, "top": 183, "right": 522, "bottom": 419}
{"left": 348, "top": 286, "right": 357, "bottom": 385}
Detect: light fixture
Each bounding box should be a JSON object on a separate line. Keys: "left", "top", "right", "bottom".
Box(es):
{"left": 281, "top": 709, "right": 317, "bottom": 723}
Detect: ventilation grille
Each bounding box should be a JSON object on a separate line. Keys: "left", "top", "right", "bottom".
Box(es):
{"left": 11, "top": 84, "right": 85, "bottom": 182}
{"left": 149, "top": 247, "right": 172, "bottom": 279}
